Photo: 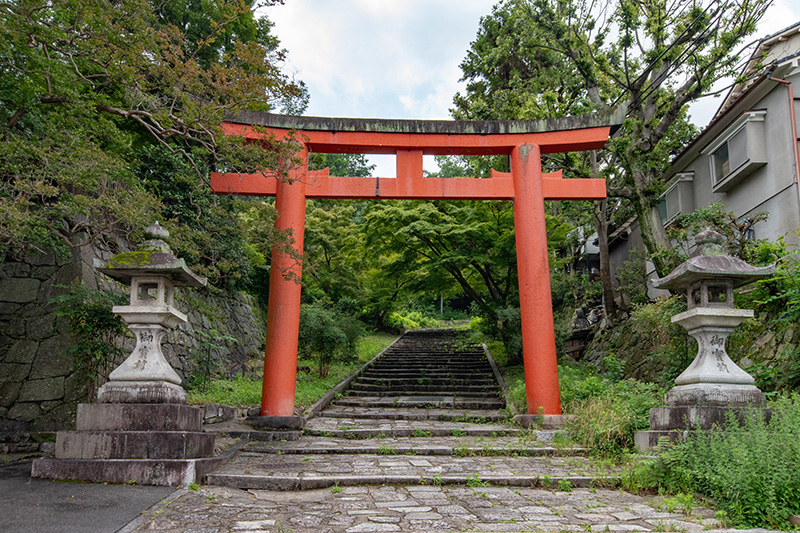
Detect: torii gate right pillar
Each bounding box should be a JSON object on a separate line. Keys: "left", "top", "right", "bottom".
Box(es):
{"left": 512, "top": 144, "right": 561, "bottom": 414}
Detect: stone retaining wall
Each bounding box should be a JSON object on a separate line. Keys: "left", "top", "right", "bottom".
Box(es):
{"left": 0, "top": 245, "right": 266, "bottom": 453}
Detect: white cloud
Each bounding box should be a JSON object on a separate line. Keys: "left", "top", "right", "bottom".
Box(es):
{"left": 264, "top": 0, "right": 800, "bottom": 132}
{"left": 263, "top": 0, "right": 493, "bottom": 119}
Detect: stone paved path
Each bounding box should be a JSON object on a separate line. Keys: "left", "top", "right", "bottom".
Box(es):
{"left": 132, "top": 330, "right": 772, "bottom": 532}
{"left": 131, "top": 484, "right": 767, "bottom": 532}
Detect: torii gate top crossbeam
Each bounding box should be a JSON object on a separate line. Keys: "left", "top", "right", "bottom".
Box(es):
{"left": 211, "top": 108, "right": 624, "bottom": 201}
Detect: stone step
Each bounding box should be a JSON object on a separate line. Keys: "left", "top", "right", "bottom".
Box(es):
{"left": 243, "top": 436, "right": 585, "bottom": 456}
{"left": 333, "top": 396, "right": 505, "bottom": 409}
{"left": 205, "top": 452, "right": 617, "bottom": 490}
{"left": 319, "top": 406, "right": 505, "bottom": 422}
{"left": 366, "top": 364, "right": 492, "bottom": 372}
{"left": 359, "top": 367, "right": 494, "bottom": 374}
{"left": 305, "top": 416, "right": 518, "bottom": 438}
{"left": 360, "top": 370, "right": 496, "bottom": 384}
{"left": 304, "top": 428, "right": 519, "bottom": 439}
{"left": 347, "top": 386, "right": 500, "bottom": 396}
{"left": 355, "top": 379, "right": 496, "bottom": 389}
{"left": 370, "top": 350, "right": 486, "bottom": 363}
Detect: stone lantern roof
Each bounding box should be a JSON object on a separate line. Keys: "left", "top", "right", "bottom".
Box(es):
{"left": 94, "top": 222, "right": 207, "bottom": 288}
{"left": 653, "top": 229, "right": 774, "bottom": 291}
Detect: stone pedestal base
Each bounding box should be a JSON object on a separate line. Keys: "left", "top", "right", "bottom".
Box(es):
{"left": 635, "top": 403, "right": 771, "bottom": 452}
{"left": 513, "top": 414, "right": 574, "bottom": 429}
{"left": 31, "top": 457, "right": 221, "bottom": 487}
{"left": 31, "top": 403, "right": 215, "bottom": 486}
{"left": 97, "top": 381, "right": 187, "bottom": 404}
{"left": 650, "top": 404, "right": 771, "bottom": 431}
{"left": 664, "top": 383, "right": 766, "bottom": 407}
{"left": 246, "top": 415, "right": 305, "bottom": 430}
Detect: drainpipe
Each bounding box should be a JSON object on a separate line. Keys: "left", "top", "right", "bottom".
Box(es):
{"left": 769, "top": 77, "right": 800, "bottom": 215}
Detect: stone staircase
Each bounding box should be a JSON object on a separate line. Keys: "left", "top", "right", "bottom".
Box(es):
{"left": 206, "top": 329, "right": 615, "bottom": 490}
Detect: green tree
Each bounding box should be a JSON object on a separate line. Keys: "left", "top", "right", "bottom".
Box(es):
{"left": 454, "top": 0, "right": 770, "bottom": 278}
{"left": 363, "top": 196, "right": 524, "bottom": 359}
{"left": 304, "top": 201, "right": 364, "bottom": 304}
{"left": 0, "top": 0, "right": 304, "bottom": 259}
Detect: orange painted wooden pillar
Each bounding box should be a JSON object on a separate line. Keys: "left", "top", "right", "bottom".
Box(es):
{"left": 511, "top": 144, "right": 562, "bottom": 415}
{"left": 261, "top": 151, "right": 308, "bottom": 417}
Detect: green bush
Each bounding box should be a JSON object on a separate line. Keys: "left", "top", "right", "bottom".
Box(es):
{"left": 388, "top": 309, "right": 441, "bottom": 330}
{"left": 626, "top": 394, "right": 800, "bottom": 530}
{"left": 629, "top": 296, "right": 691, "bottom": 385}
{"left": 501, "top": 360, "right": 660, "bottom": 429}
{"left": 298, "top": 303, "right": 365, "bottom": 376}
{"left": 558, "top": 364, "right": 613, "bottom": 410}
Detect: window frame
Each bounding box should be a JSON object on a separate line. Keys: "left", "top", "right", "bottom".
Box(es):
{"left": 702, "top": 110, "right": 767, "bottom": 192}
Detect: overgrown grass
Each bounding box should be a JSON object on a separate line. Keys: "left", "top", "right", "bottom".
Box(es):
{"left": 566, "top": 378, "right": 663, "bottom": 458}
{"left": 188, "top": 331, "right": 398, "bottom": 408}
{"left": 625, "top": 393, "right": 800, "bottom": 530}
{"left": 186, "top": 374, "right": 263, "bottom": 406}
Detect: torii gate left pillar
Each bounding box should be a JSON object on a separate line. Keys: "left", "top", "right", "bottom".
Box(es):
{"left": 212, "top": 110, "right": 624, "bottom": 426}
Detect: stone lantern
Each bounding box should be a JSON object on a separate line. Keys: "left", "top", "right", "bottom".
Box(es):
{"left": 635, "top": 229, "right": 774, "bottom": 451}
{"left": 94, "top": 221, "right": 206, "bottom": 404}
{"left": 33, "top": 223, "right": 219, "bottom": 486}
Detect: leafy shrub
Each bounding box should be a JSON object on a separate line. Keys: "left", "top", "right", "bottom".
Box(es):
{"left": 388, "top": 309, "right": 441, "bottom": 330}
{"left": 187, "top": 329, "right": 237, "bottom": 390}
{"left": 298, "top": 303, "right": 364, "bottom": 376}
{"left": 626, "top": 394, "right": 800, "bottom": 530}
{"left": 50, "top": 282, "right": 128, "bottom": 399}
{"left": 629, "top": 296, "right": 691, "bottom": 385}
{"left": 502, "top": 360, "right": 659, "bottom": 426}
{"left": 502, "top": 364, "right": 526, "bottom": 414}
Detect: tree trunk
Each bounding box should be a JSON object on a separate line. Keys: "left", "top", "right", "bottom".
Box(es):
{"left": 630, "top": 167, "right": 674, "bottom": 277}
{"left": 594, "top": 199, "right": 619, "bottom": 320}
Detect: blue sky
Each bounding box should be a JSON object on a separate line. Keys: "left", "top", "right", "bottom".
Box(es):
{"left": 264, "top": 0, "right": 800, "bottom": 175}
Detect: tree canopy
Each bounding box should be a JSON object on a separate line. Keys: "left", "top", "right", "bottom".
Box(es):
{"left": 0, "top": 0, "right": 305, "bottom": 267}
{"left": 454, "top": 0, "right": 771, "bottom": 277}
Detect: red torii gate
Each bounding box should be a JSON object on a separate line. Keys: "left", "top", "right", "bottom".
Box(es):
{"left": 211, "top": 109, "right": 624, "bottom": 423}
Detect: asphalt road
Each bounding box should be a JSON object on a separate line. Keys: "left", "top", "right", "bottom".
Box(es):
{"left": 0, "top": 461, "right": 175, "bottom": 533}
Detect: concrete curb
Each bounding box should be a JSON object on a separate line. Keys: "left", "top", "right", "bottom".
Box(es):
{"left": 483, "top": 343, "right": 513, "bottom": 415}
{"left": 117, "top": 487, "right": 188, "bottom": 533}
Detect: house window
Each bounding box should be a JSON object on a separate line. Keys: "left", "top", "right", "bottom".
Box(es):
{"left": 712, "top": 143, "right": 730, "bottom": 181}
{"left": 658, "top": 173, "right": 694, "bottom": 225}
{"left": 703, "top": 110, "right": 767, "bottom": 192}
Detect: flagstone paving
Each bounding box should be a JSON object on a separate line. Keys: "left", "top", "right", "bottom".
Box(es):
{"left": 130, "top": 484, "right": 769, "bottom": 532}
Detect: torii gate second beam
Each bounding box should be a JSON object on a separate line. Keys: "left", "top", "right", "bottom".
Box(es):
{"left": 211, "top": 109, "right": 624, "bottom": 424}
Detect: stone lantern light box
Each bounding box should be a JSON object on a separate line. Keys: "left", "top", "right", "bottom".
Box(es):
{"left": 635, "top": 229, "right": 775, "bottom": 451}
